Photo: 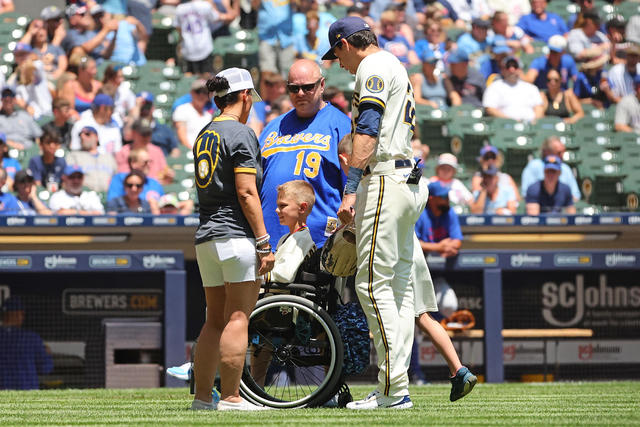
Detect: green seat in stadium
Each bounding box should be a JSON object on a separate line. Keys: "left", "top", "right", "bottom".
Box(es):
{"left": 487, "top": 117, "right": 531, "bottom": 135}
{"left": 448, "top": 104, "right": 483, "bottom": 119}
{"left": 578, "top": 161, "right": 627, "bottom": 208}
{"left": 417, "top": 106, "right": 451, "bottom": 153}
{"left": 575, "top": 116, "right": 614, "bottom": 133}
{"left": 447, "top": 117, "right": 493, "bottom": 167}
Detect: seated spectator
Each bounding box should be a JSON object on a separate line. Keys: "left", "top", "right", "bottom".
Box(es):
{"left": 0, "top": 296, "right": 53, "bottom": 391}
{"left": 516, "top": 0, "right": 568, "bottom": 42}
{"left": 12, "top": 170, "right": 52, "bottom": 215}
{"left": 567, "top": 10, "right": 609, "bottom": 63}
{"left": 457, "top": 18, "right": 492, "bottom": 64}
{"left": 93, "top": 9, "right": 148, "bottom": 67}
{"left": 523, "top": 35, "right": 578, "bottom": 90}
{"left": 386, "top": 0, "right": 417, "bottom": 46}
{"left": 61, "top": 3, "right": 119, "bottom": 61}
{"left": 0, "top": 133, "right": 21, "bottom": 185}
{"left": 48, "top": 165, "right": 104, "bottom": 215}
{"left": 106, "top": 170, "right": 158, "bottom": 214}
{"left": 479, "top": 41, "right": 512, "bottom": 83}
{"left": 415, "top": 180, "right": 463, "bottom": 257}
{"left": 521, "top": 135, "right": 581, "bottom": 201}
{"left": 158, "top": 193, "right": 194, "bottom": 215}
{"left": 0, "top": 88, "right": 43, "bottom": 150}
{"left": 414, "top": 19, "right": 447, "bottom": 71}
{"left": 487, "top": 0, "right": 531, "bottom": 26}
{"left": 126, "top": 92, "right": 180, "bottom": 158}
{"left": 7, "top": 42, "right": 38, "bottom": 87}
{"left": 252, "top": 72, "right": 286, "bottom": 129}
{"left": 38, "top": 6, "right": 66, "bottom": 47}
{"left": 566, "top": 0, "right": 600, "bottom": 30}
{"left": 44, "top": 98, "right": 74, "bottom": 148}
{"left": 410, "top": 48, "right": 452, "bottom": 109}
{"left": 444, "top": 49, "right": 484, "bottom": 107}
{"left": 101, "top": 64, "right": 136, "bottom": 126}
{"left": 471, "top": 145, "right": 520, "bottom": 200}
{"left": 447, "top": 0, "right": 492, "bottom": 25}
{"left": 117, "top": 119, "right": 172, "bottom": 184}
{"left": 295, "top": 11, "right": 331, "bottom": 66}
{"left": 573, "top": 52, "right": 614, "bottom": 109}
{"left": 470, "top": 165, "right": 518, "bottom": 215}
{"left": 614, "top": 74, "right": 640, "bottom": 134}
{"left": 607, "top": 44, "right": 640, "bottom": 104}
{"left": 59, "top": 55, "right": 103, "bottom": 115}
{"left": 525, "top": 155, "right": 575, "bottom": 215}
{"left": 377, "top": 10, "right": 419, "bottom": 67}
{"left": 483, "top": 56, "right": 544, "bottom": 123}
{"left": 174, "top": 0, "right": 220, "bottom": 76}
{"left": 489, "top": 10, "right": 533, "bottom": 54}
{"left": 0, "top": 167, "right": 19, "bottom": 214}
{"left": 14, "top": 52, "right": 53, "bottom": 120}
{"left": 107, "top": 148, "right": 164, "bottom": 203}
{"left": 292, "top": 0, "right": 336, "bottom": 43}
{"left": 22, "top": 18, "right": 67, "bottom": 82}
{"left": 173, "top": 79, "right": 213, "bottom": 149}
{"left": 66, "top": 126, "right": 117, "bottom": 193}
{"left": 605, "top": 14, "right": 627, "bottom": 65}
{"left": 0, "top": 0, "right": 14, "bottom": 14}
{"left": 322, "top": 86, "right": 349, "bottom": 115}
{"left": 69, "top": 93, "right": 123, "bottom": 155}
{"left": 429, "top": 153, "right": 473, "bottom": 210}
{"left": 28, "top": 124, "right": 66, "bottom": 192}
{"left": 541, "top": 69, "right": 584, "bottom": 124}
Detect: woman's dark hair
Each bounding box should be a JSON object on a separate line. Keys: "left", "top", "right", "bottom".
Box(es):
{"left": 345, "top": 30, "right": 378, "bottom": 49}
{"left": 124, "top": 169, "right": 146, "bottom": 186}
{"left": 207, "top": 76, "right": 241, "bottom": 110}
{"left": 102, "top": 64, "right": 120, "bottom": 84}
{"left": 40, "top": 123, "right": 61, "bottom": 145}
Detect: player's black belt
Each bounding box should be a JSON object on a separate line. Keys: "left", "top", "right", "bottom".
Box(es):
{"left": 363, "top": 159, "right": 413, "bottom": 176}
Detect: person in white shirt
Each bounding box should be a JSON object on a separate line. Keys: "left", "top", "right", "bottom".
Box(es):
{"left": 567, "top": 10, "right": 609, "bottom": 62}
{"left": 69, "top": 94, "right": 123, "bottom": 155}
{"left": 175, "top": 0, "right": 220, "bottom": 75}
{"left": 48, "top": 165, "right": 105, "bottom": 215}
{"left": 429, "top": 153, "right": 473, "bottom": 211}
{"left": 483, "top": 55, "right": 544, "bottom": 122}
{"left": 172, "top": 79, "right": 213, "bottom": 148}
{"left": 607, "top": 43, "right": 640, "bottom": 103}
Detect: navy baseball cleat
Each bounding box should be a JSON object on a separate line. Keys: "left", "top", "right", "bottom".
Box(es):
{"left": 449, "top": 366, "right": 477, "bottom": 402}
{"left": 346, "top": 390, "right": 413, "bottom": 410}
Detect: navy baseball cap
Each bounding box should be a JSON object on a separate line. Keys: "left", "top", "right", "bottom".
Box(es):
{"left": 544, "top": 155, "right": 562, "bottom": 171}
{"left": 1, "top": 296, "right": 24, "bottom": 312}
{"left": 322, "top": 16, "right": 371, "bottom": 61}
{"left": 80, "top": 126, "right": 98, "bottom": 135}
{"left": 480, "top": 145, "right": 499, "bottom": 157}
{"left": 448, "top": 49, "right": 469, "bottom": 64}
{"left": 92, "top": 93, "right": 114, "bottom": 108}
{"left": 138, "top": 91, "right": 154, "bottom": 103}
{"left": 63, "top": 165, "right": 84, "bottom": 176}
{"left": 428, "top": 181, "right": 450, "bottom": 199}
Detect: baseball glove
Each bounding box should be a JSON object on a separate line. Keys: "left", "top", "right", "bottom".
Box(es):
{"left": 440, "top": 309, "right": 476, "bottom": 331}
{"left": 321, "top": 222, "right": 357, "bottom": 277}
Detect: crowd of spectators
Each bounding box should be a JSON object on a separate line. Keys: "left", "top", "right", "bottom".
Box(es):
{"left": 0, "top": 0, "right": 639, "bottom": 216}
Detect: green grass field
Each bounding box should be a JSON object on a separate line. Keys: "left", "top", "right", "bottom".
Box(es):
{"left": 1, "top": 382, "right": 639, "bottom": 425}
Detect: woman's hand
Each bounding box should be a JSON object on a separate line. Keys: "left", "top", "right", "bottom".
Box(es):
{"left": 258, "top": 251, "right": 275, "bottom": 275}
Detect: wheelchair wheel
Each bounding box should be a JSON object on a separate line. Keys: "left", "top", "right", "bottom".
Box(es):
{"left": 240, "top": 295, "right": 344, "bottom": 408}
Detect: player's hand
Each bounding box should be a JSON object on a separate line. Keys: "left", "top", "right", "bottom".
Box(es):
{"left": 258, "top": 252, "right": 275, "bottom": 275}
{"left": 338, "top": 193, "right": 356, "bottom": 225}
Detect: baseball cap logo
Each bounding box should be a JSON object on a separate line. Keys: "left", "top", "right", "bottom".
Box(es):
{"left": 337, "top": 34, "right": 341, "bottom": 38}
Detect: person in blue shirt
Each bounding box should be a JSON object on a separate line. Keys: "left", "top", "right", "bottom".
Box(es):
{"left": 294, "top": 10, "right": 331, "bottom": 66}
{"left": 479, "top": 41, "right": 512, "bottom": 82}
{"left": 106, "top": 148, "right": 164, "bottom": 203}
{"left": 0, "top": 167, "right": 20, "bottom": 215}
{"left": 516, "top": 0, "right": 568, "bottom": 42}
{"left": 27, "top": 124, "right": 66, "bottom": 192}
{"left": 573, "top": 52, "right": 615, "bottom": 109}
{"left": 523, "top": 34, "right": 578, "bottom": 90}
{"left": 525, "top": 155, "right": 575, "bottom": 215}
{"left": 257, "top": 0, "right": 295, "bottom": 80}
{"left": 377, "top": 10, "right": 419, "bottom": 67}
{"left": 260, "top": 59, "right": 350, "bottom": 248}
{"left": 0, "top": 296, "right": 53, "bottom": 390}
{"left": 136, "top": 92, "right": 180, "bottom": 158}
{"left": 457, "top": 18, "right": 492, "bottom": 64}
{"left": 521, "top": 135, "right": 581, "bottom": 201}
{"left": 0, "top": 133, "right": 21, "bottom": 184}
{"left": 416, "top": 180, "right": 463, "bottom": 249}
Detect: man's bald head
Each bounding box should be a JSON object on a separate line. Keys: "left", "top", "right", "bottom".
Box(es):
{"left": 287, "top": 59, "right": 326, "bottom": 118}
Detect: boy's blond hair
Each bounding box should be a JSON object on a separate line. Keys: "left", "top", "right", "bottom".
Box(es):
{"left": 277, "top": 180, "right": 316, "bottom": 211}
{"left": 338, "top": 134, "right": 353, "bottom": 156}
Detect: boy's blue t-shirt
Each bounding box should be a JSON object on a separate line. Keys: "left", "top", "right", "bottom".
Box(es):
{"left": 415, "top": 206, "right": 463, "bottom": 243}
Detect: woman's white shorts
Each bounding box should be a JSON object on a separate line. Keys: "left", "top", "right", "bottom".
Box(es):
{"left": 195, "top": 237, "right": 259, "bottom": 286}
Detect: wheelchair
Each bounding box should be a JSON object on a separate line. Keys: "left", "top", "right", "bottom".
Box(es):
{"left": 239, "top": 263, "right": 353, "bottom": 408}
{"left": 189, "top": 254, "right": 354, "bottom": 409}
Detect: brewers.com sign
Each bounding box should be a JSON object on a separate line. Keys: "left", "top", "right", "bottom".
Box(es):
{"left": 62, "top": 289, "right": 163, "bottom": 316}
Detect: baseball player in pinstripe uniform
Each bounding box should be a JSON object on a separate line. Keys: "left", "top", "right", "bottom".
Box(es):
{"left": 324, "top": 16, "right": 428, "bottom": 410}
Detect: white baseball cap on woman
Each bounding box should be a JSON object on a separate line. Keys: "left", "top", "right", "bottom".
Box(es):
{"left": 214, "top": 68, "right": 262, "bottom": 102}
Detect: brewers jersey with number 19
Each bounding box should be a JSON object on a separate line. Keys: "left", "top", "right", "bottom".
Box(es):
{"left": 351, "top": 49, "right": 415, "bottom": 163}
{"left": 259, "top": 104, "right": 351, "bottom": 247}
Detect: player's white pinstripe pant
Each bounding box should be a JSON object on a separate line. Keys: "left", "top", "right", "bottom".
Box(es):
{"left": 354, "top": 165, "right": 428, "bottom": 397}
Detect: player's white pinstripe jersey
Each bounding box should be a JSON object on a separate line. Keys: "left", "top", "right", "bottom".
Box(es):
{"left": 351, "top": 49, "right": 415, "bottom": 163}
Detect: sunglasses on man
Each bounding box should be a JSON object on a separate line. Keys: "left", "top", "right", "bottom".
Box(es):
{"left": 286, "top": 78, "right": 322, "bottom": 94}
